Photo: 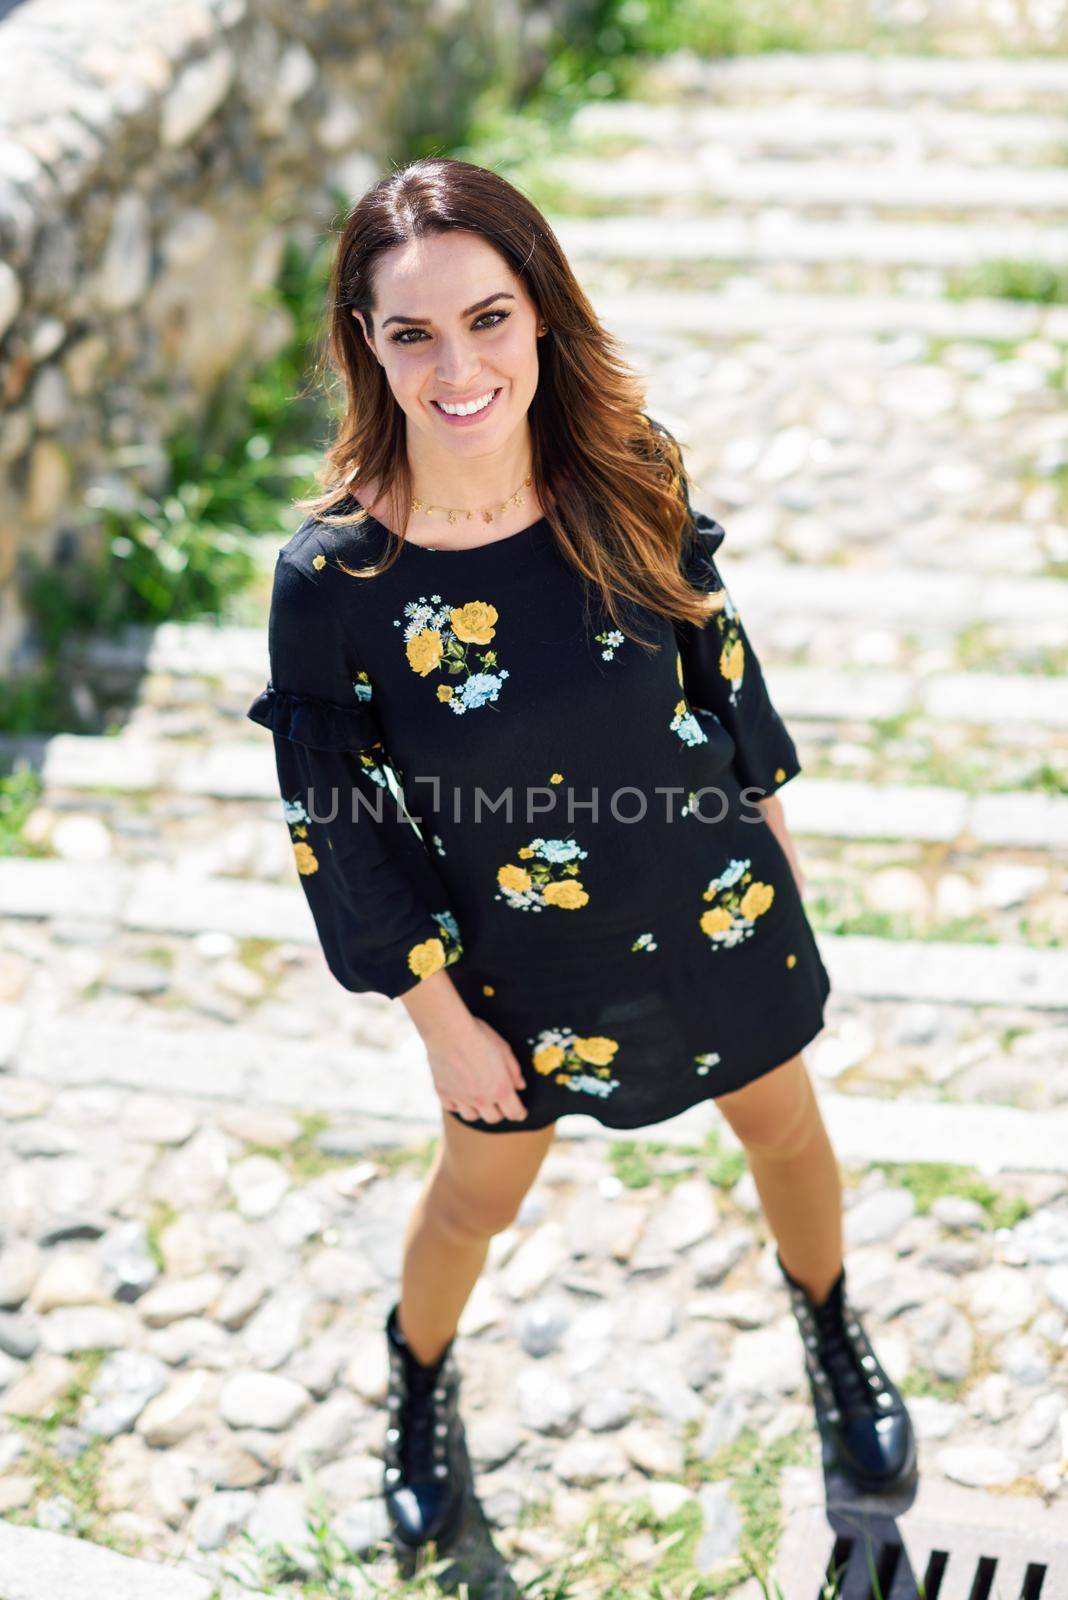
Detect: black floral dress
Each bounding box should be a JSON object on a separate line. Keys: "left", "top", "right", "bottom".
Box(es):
{"left": 247, "top": 441, "right": 832, "bottom": 1133}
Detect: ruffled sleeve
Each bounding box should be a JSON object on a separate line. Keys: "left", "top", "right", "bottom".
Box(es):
{"left": 246, "top": 547, "right": 464, "bottom": 1000}
{"left": 669, "top": 447, "right": 801, "bottom": 801}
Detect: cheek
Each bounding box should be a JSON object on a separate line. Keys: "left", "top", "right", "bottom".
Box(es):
{"left": 498, "top": 326, "right": 540, "bottom": 376}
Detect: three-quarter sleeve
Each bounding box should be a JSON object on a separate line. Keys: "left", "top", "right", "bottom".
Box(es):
{"left": 246, "top": 548, "right": 464, "bottom": 1000}
{"left": 672, "top": 478, "right": 801, "bottom": 802}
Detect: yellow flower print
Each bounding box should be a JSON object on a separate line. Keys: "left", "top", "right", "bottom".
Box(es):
{"left": 700, "top": 906, "right": 733, "bottom": 936}
{"left": 495, "top": 835, "right": 589, "bottom": 912}
{"left": 573, "top": 1036, "right": 618, "bottom": 1067}
{"left": 407, "top": 937, "right": 446, "bottom": 980}
{"left": 786, "top": 953, "right": 797, "bottom": 969}
{"left": 293, "top": 841, "right": 318, "bottom": 875}
{"left": 312, "top": 553, "right": 326, "bottom": 571}
{"left": 550, "top": 773, "right": 563, "bottom": 784}
{"left": 677, "top": 652, "right": 684, "bottom": 687}
{"left": 698, "top": 856, "right": 775, "bottom": 950}
{"left": 774, "top": 767, "right": 786, "bottom": 784}
{"left": 533, "top": 1043, "right": 566, "bottom": 1075}
{"left": 740, "top": 881, "right": 774, "bottom": 920}
{"left": 450, "top": 601, "right": 498, "bottom": 645}
{"left": 482, "top": 983, "right": 495, "bottom": 996}
{"left": 397, "top": 595, "right": 510, "bottom": 713}
{"left": 406, "top": 628, "right": 444, "bottom": 677}
{"left": 528, "top": 1026, "right": 621, "bottom": 1100}
{"left": 720, "top": 638, "right": 744, "bottom": 684}
{"left": 542, "top": 880, "right": 589, "bottom": 910}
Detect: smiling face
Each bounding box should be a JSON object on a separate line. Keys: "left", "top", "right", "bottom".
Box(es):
{"left": 353, "top": 229, "right": 545, "bottom": 461}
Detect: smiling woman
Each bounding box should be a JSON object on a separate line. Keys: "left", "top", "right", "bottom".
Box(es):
{"left": 245, "top": 156, "right": 912, "bottom": 1554}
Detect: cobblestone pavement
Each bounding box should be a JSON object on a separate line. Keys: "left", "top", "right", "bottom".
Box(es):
{"left": 1, "top": 43, "right": 1068, "bottom": 1600}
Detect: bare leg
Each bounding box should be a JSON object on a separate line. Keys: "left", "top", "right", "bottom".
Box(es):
{"left": 715, "top": 1052, "right": 843, "bottom": 1306}
{"left": 397, "top": 1112, "right": 558, "bottom": 1366}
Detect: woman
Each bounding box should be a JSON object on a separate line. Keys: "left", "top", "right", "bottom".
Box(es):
{"left": 247, "top": 157, "right": 917, "bottom": 1554}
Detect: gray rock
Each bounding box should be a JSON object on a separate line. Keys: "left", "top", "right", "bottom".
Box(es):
{"left": 999, "top": 1334, "right": 1051, "bottom": 1387}
{"left": 514, "top": 1367, "right": 580, "bottom": 1435}
{"left": 190, "top": 1487, "right": 256, "bottom": 1552}
{"left": 695, "top": 1480, "right": 743, "bottom": 1573}
{"left": 930, "top": 1195, "right": 986, "bottom": 1231}
{"left": 1017, "top": 1393, "right": 1065, "bottom": 1452}
{"left": 139, "top": 1274, "right": 226, "bottom": 1328}
{"left": 516, "top": 1295, "right": 570, "bottom": 1357}
{"left": 690, "top": 1227, "right": 754, "bottom": 1287}
{"left": 245, "top": 1483, "right": 317, "bottom": 1573}
{"left": 0, "top": 1241, "right": 42, "bottom": 1309}
{"left": 696, "top": 1391, "right": 749, "bottom": 1458}
{"left": 98, "top": 1221, "right": 159, "bottom": 1303}
{"left": 331, "top": 1496, "right": 392, "bottom": 1558}
{"left": 38, "top": 1306, "right": 128, "bottom": 1355}
{"left": 937, "top": 1444, "right": 1019, "bottom": 1487}
{"left": 0, "top": 1310, "right": 38, "bottom": 1360}
{"left": 580, "top": 1387, "right": 633, "bottom": 1432}
{"left": 843, "top": 1187, "right": 916, "bottom": 1246}
{"left": 553, "top": 1437, "right": 628, "bottom": 1486}
{"left": 81, "top": 1350, "right": 169, "bottom": 1438}
{"left": 219, "top": 1372, "right": 311, "bottom": 1432}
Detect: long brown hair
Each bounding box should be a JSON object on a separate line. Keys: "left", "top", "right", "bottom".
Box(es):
{"left": 296, "top": 157, "right": 718, "bottom": 649}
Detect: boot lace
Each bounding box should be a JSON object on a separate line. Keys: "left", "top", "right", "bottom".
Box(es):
{"left": 400, "top": 1357, "right": 445, "bottom": 1480}
{"left": 810, "top": 1293, "right": 877, "bottom": 1415}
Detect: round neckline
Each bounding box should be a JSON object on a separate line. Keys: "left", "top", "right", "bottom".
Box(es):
{"left": 355, "top": 501, "right": 552, "bottom": 558}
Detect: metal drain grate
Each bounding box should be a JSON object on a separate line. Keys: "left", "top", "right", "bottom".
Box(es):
{"left": 772, "top": 1467, "right": 1068, "bottom": 1600}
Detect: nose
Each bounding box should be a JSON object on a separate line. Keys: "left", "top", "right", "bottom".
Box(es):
{"left": 435, "top": 335, "right": 483, "bottom": 387}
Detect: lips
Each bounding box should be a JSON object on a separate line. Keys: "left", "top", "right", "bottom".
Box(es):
{"left": 431, "top": 387, "right": 502, "bottom": 422}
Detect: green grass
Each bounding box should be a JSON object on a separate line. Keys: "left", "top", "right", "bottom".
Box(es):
{"left": 868, "top": 1160, "right": 1033, "bottom": 1230}
{"left": 945, "top": 261, "right": 1068, "bottom": 307}
{"left": 0, "top": 764, "right": 47, "bottom": 856}
{"left": 609, "top": 1127, "right": 748, "bottom": 1193}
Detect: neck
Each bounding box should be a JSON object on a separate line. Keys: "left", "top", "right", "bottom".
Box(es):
{"left": 406, "top": 428, "right": 534, "bottom": 513}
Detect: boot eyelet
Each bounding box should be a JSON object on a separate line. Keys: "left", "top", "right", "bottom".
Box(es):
{"left": 384, "top": 1466, "right": 401, "bottom": 1483}
{"left": 877, "top": 1392, "right": 894, "bottom": 1409}
{"left": 434, "top": 1463, "right": 448, "bottom": 1478}
{"left": 869, "top": 1374, "right": 882, "bottom": 1388}
{"left": 826, "top": 1407, "right": 840, "bottom": 1422}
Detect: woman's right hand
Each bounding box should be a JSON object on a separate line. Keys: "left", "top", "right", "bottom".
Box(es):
{"left": 399, "top": 970, "right": 529, "bottom": 1123}
{"left": 426, "top": 1014, "right": 530, "bottom": 1124}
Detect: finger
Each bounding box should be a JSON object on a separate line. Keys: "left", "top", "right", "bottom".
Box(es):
{"left": 506, "top": 1050, "right": 527, "bottom": 1090}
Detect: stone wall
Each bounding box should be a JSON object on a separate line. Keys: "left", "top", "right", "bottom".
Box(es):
{"left": 0, "top": 0, "right": 560, "bottom": 676}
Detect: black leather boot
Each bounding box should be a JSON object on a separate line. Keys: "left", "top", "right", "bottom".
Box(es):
{"left": 382, "top": 1300, "right": 465, "bottom": 1550}
{"left": 777, "top": 1249, "right": 917, "bottom": 1493}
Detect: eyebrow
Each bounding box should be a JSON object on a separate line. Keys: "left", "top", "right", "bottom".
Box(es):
{"left": 382, "top": 292, "right": 515, "bottom": 329}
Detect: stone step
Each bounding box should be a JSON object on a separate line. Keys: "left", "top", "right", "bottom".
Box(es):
{"left": 723, "top": 557, "right": 1068, "bottom": 627}
{"left": 555, "top": 154, "right": 1068, "bottom": 214}
{"left": 5, "top": 1009, "right": 1068, "bottom": 1171}
{"left": 2, "top": 861, "right": 1065, "bottom": 1008}
{"left": 5, "top": 739, "right": 1068, "bottom": 847}
{"left": 571, "top": 100, "right": 1068, "bottom": 161}
{"left": 0, "top": 1519, "right": 240, "bottom": 1600}
{"left": 551, "top": 211, "right": 1068, "bottom": 270}
{"left": 596, "top": 285, "right": 1068, "bottom": 345}
{"left": 655, "top": 50, "right": 1068, "bottom": 106}
{"left": 769, "top": 664, "right": 1068, "bottom": 731}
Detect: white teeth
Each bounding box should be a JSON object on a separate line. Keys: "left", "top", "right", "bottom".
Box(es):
{"left": 436, "top": 389, "right": 497, "bottom": 417}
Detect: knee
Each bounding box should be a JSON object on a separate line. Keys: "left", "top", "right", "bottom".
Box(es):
{"left": 431, "top": 1181, "right": 523, "bottom": 1245}
{"left": 719, "top": 1055, "right": 819, "bottom": 1160}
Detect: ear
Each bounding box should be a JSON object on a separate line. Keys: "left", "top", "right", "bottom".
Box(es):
{"left": 351, "top": 308, "right": 377, "bottom": 358}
